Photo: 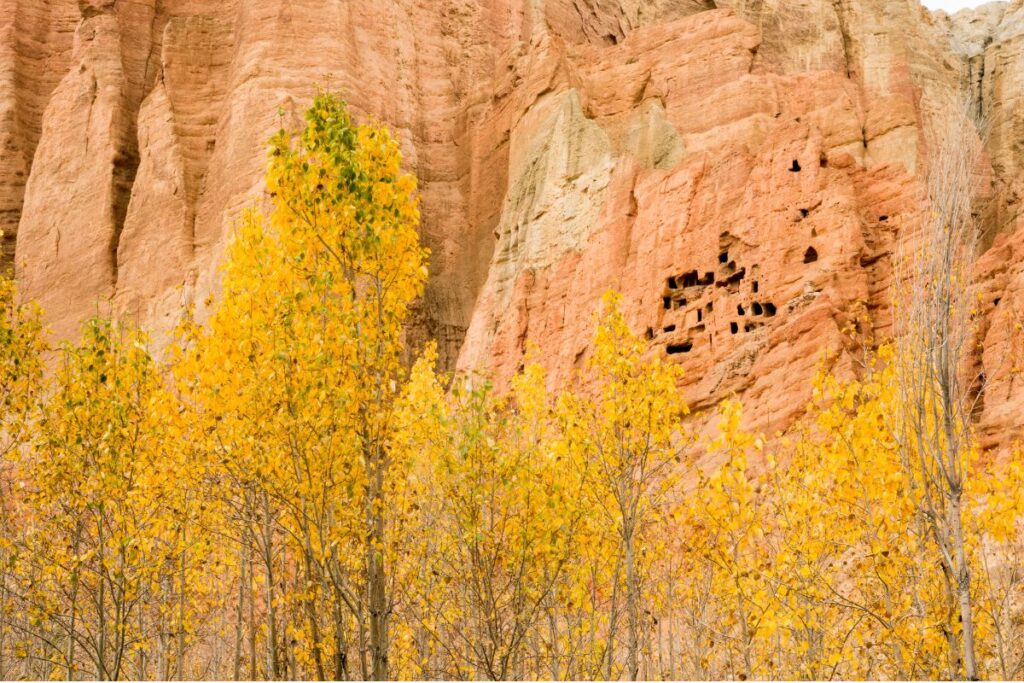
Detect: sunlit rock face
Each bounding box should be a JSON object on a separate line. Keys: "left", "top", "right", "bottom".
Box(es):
{"left": 2, "top": 0, "right": 1023, "bottom": 443}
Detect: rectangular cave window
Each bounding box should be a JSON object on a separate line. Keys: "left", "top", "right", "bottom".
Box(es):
{"left": 737, "top": 304, "right": 745, "bottom": 316}
{"left": 706, "top": 302, "right": 713, "bottom": 313}
{"left": 682, "top": 270, "right": 699, "bottom": 287}
{"left": 719, "top": 251, "right": 729, "bottom": 264}
{"left": 789, "top": 159, "right": 802, "bottom": 172}
{"left": 730, "top": 322, "right": 739, "bottom": 335}
{"left": 667, "top": 342, "right": 693, "bottom": 355}
{"left": 668, "top": 276, "right": 678, "bottom": 289}
{"left": 752, "top": 280, "right": 759, "bottom": 293}
{"left": 663, "top": 297, "right": 672, "bottom": 310}
{"left": 697, "top": 309, "right": 703, "bottom": 323}
{"left": 645, "top": 328, "right": 654, "bottom": 340}
{"left": 700, "top": 272, "right": 715, "bottom": 286}
{"left": 879, "top": 215, "right": 889, "bottom": 222}
{"left": 664, "top": 324, "right": 676, "bottom": 333}
{"left": 764, "top": 303, "right": 777, "bottom": 317}
{"left": 752, "top": 302, "right": 763, "bottom": 315}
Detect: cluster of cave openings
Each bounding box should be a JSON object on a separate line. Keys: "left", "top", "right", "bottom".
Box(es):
{"left": 660, "top": 266, "right": 717, "bottom": 355}
{"left": 659, "top": 240, "right": 780, "bottom": 355}
{"left": 729, "top": 298, "right": 777, "bottom": 335}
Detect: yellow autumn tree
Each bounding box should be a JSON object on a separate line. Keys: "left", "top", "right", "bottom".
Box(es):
{"left": 395, "top": 356, "right": 586, "bottom": 680}
{"left": 176, "top": 91, "right": 428, "bottom": 680}
{"left": 0, "top": 277, "right": 46, "bottom": 680}
{"left": 677, "top": 401, "right": 775, "bottom": 680}
{"left": 559, "top": 292, "right": 690, "bottom": 680}
{"left": 761, "top": 344, "right": 1024, "bottom": 680}
{"left": 10, "top": 319, "right": 205, "bottom": 679}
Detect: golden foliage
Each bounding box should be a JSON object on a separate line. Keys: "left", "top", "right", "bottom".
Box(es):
{"left": 0, "top": 95, "right": 1021, "bottom": 681}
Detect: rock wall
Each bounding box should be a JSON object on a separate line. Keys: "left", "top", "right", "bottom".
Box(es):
{"left": 2, "top": 0, "right": 1023, "bottom": 444}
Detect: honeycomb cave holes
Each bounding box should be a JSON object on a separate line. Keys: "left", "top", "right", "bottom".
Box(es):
{"left": 789, "top": 159, "right": 802, "bottom": 172}
{"left": 752, "top": 302, "right": 763, "bottom": 315}
{"left": 804, "top": 246, "right": 818, "bottom": 264}
{"left": 730, "top": 322, "right": 739, "bottom": 334}
{"left": 764, "top": 303, "right": 777, "bottom": 316}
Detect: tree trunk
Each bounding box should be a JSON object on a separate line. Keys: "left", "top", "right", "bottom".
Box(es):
{"left": 233, "top": 544, "right": 246, "bottom": 681}
{"left": 367, "top": 450, "right": 389, "bottom": 680}
{"left": 262, "top": 494, "right": 280, "bottom": 679}
{"left": 624, "top": 528, "right": 640, "bottom": 681}
{"left": 951, "top": 492, "right": 978, "bottom": 679}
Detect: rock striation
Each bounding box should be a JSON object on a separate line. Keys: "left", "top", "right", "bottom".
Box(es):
{"left": 2, "top": 0, "right": 1023, "bottom": 444}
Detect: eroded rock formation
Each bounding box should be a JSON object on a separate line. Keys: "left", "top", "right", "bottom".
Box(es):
{"left": 2, "top": 0, "right": 1023, "bottom": 444}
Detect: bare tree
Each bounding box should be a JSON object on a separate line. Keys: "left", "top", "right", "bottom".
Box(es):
{"left": 894, "top": 101, "right": 988, "bottom": 680}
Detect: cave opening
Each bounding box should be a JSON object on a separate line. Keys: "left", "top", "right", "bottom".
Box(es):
{"left": 730, "top": 322, "right": 739, "bottom": 334}
{"left": 790, "top": 159, "right": 802, "bottom": 172}
{"left": 752, "top": 302, "right": 763, "bottom": 316}
{"left": 764, "top": 303, "right": 777, "bottom": 317}
{"left": 667, "top": 342, "right": 693, "bottom": 355}
{"left": 804, "top": 246, "right": 818, "bottom": 264}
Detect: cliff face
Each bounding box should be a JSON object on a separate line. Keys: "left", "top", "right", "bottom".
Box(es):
{"left": 2, "top": 0, "right": 1023, "bottom": 443}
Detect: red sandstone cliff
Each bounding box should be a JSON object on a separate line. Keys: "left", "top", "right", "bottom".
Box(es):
{"left": 2, "top": 0, "right": 1023, "bottom": 444}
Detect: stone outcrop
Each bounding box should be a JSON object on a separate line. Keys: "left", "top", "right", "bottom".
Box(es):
{"left": 2, "top": 0, "right": 1023, "bottom": 445}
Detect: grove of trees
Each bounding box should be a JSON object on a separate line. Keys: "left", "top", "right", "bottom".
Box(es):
{"left": 0, "top": 93, "right": 1022, "bottom": 680}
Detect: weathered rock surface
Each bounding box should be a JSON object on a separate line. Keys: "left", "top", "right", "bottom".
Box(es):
{"left": 3, "top": 0, "right": 1023, "bottom": 444}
